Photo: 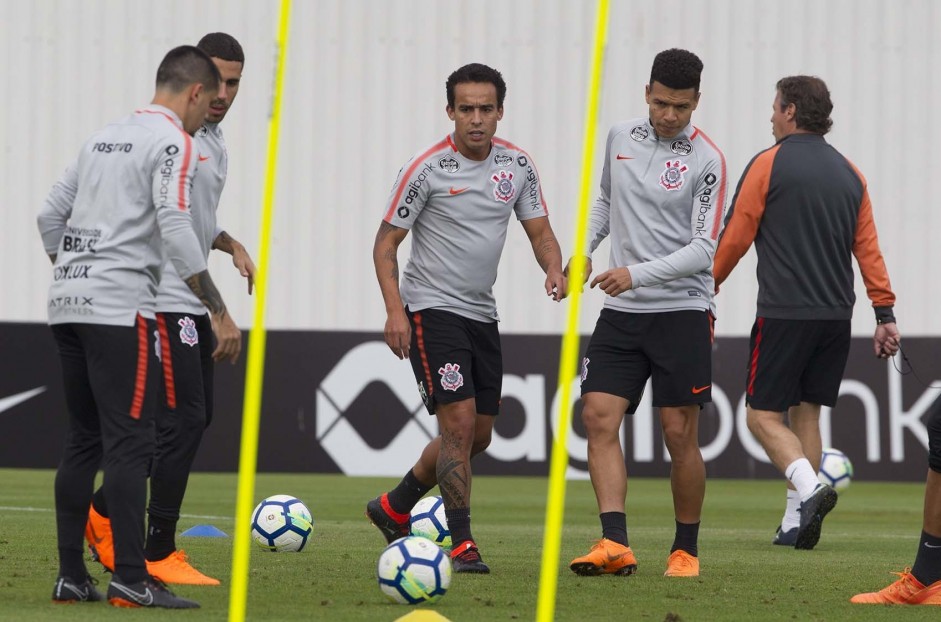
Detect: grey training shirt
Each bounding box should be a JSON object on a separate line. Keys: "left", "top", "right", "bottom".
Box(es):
{"left": 586, "top": 118, "right": 727, "bottom": 314}
{"left": 38, "top": 105, "right": 207, "bottom": 326}
{"left": 384, "top": 134, "right": 549, "bottom": 322}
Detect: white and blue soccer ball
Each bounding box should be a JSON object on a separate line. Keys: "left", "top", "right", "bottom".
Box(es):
{"left": 250, "top": 494, "right": 313, "bottom": 552}
{"left": 409, "top": 495, "right": 451, "bottom": 551}
{"left": 818, "top": 447, "right": 854, "bottom": 492}
{"left": 377, "top": 535, "right": 451, "bottom": 605}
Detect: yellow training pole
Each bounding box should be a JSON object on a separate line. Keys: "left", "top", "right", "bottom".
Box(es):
{"left": 535, "top": 0, "right": 609, "bottom": 620}
{"left": 228, "top": 1, "right": 291, "bottom": 620}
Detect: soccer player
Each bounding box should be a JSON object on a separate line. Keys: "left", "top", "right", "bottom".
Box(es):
{"left": 713, "top": 76, "right": 899, "bottom": 550}
{"left": 850, "top": 410, "right": 941, "bottom": 604}
{"left": 38, "top": 45, "right": 238, "bottom": 608}
{"left": 365, "top": 63, "right": 567, "bottom": 573}
{"left": 84, "top": 33, "right": 253, "bottom": 586}
{"left": 567, "top": 48, "right": 726, "bottom": 579}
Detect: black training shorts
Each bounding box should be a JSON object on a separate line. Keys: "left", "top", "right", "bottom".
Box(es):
{"left": 580, "top": 308, "right": 713, "bottom": 414}
{"left": 745, "top": 317, "right": 851, "bottom": 412}
{"left": 406, "top": 307, "right": 502, "bottom": 416}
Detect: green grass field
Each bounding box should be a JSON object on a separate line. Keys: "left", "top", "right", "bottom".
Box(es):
{"left": 0, "top": 468, "right": 935, "bottom": 621}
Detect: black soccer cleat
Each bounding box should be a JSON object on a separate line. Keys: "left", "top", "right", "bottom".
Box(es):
{"left": 794, "top": 484, "right": 838, "bottom": 550}
{"left": 365, "top": 495, "right": 410, "bottom": 544}
{"left": 450, "top": 540, "right": 490, "bottom": 574}
{"left": 51, "top": 575, "right": 105, "bottom": 603}
{"left": 106, "top": 575, "right": 199, "bottom": 609}
{"left": 772, "top": 525, "right": 797, "bottom": 546}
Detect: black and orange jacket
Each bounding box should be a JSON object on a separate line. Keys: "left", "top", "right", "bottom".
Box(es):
{"left": 713, "top": 133, "right": 895, "bottom": 322}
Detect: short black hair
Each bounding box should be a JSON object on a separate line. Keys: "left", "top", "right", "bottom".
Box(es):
{"left": 446, "top": 63, "right": 506, "bottom": 109}
{"left": 776, "top": 75, "right": 833, "bottom": 135}
{"left": 155, "top": 45, "right": 221, "bottom": 93}
{"left": 649, "top": 48, "right": 704, "bottom": 92}
{"left": 197, "top": 32, "right": 245, "bottom": 65}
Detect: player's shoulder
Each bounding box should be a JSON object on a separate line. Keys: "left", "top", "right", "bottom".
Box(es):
{"left": 491, "top": 136, "right": 536, "bottom": 168}
{"left": 689, "top": 126, "right": 725, "bottom": 162}
{"left": 607, "top": 117, "right": 650, "bottom": 143}
{"left": 406, "top": 135, "right": 456, "bottom": 166}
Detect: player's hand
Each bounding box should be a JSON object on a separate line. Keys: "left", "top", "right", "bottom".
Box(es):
{"left": 384, "top": 308, "right": 411, "bottom": 360}
{"left": 591, "top": 267, "right": 633, "bottom": 297}
{"left": 545, "top": 267, "right": 568, "bottom": 301}
{"left": 231, "top": 245, "right": 256, "bottom": 295}
{"left": 211, "top": 311, "right": 242, "bottom": 363}
{"left": 873, "top": 322, "right": 900, "bottom": 359}
{"left": 563, "top": 256, "right": 592, "bottom": 294}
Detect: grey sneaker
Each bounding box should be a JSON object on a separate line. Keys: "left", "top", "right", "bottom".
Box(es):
{"left": 772, "top": 525, "right": 797, "bottom": 546}
{"left": 795, "top": 484, "right": 838, "bottom": 550}
{"left": 51, "top": 575, "right": 104, "bottom": 603}
{"left": 106, "top": 575, "right": 199, "bottom": 609}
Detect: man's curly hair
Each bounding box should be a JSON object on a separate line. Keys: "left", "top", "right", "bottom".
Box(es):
{"left": 649, "top": 48, "right": 703, "bottom": 91}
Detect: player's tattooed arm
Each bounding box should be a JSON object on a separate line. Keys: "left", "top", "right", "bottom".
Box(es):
{"left": 374, "top": 220, "right": 411, "bottom": 358}
{"left": 185, "top": 270, "right": 243, "bottom": 363}
{"left": 522, "top": 216, "right": 568, "bottom": 300}
{"left": 375, "top": 221, "right": 403, "bottom": 282}
{"left": 184, "top": 270, "right": 228, "bottom": 317}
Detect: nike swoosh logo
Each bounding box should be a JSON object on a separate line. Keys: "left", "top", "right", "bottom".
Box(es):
{"left": 449, "top": 187, "right": 469, "bottom": 195}
{"left": 0, "top": 387, "right": 46, "bottom": 415}
{"left": 198, "top": 155, "right": 210, "bottom": 162}
{"left": 925, "top": 542, "right": 941, "bottom": 549}
{"left": 691, "top": 385, "right": 711, "bottom": 394}
{"left": 88, "top": 522, "right": 105, "bottom": 544}
{"left": 110, "top": 582, "right": 153, "bottom": 606}
{"left": 616, "top": 154, "right": 634, "bottom": 160}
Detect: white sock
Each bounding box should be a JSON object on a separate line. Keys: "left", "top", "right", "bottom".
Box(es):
{"left": 784, "top": 458, "right": 821, "bottom": 501}
{"left": 780, "top": 489, "right": 800, "bottom": 531}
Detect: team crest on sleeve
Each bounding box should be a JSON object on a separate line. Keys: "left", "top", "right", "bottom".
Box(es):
{"left": 438, "top": 156, "right": 459, "bottom": 173}
{"left": 438, "top": 362, "right": 464, "bottom": 391}
{"left": 493, "top": 153, "right": 513, "bottom": 167}
{"left": 178, "top": 316, "right": 199, "bottom": 346}
{"left": 630, "top": 125, "right": 649, "bottom": 141}
{"left": 491, "top": 170, "right": 516, "bottom": 203}
{"left": 659, "top": 159, "right": 688, "bottom": 191}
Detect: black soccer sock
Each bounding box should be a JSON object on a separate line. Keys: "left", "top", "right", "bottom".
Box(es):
{"left": 91, "top": 487, "right": 109, "bottom": 518}
{"left": 58, "top": 549, "right": 88, "bottom": 582}
{"left": 386, "top": 469, "right": 434, "bottom": 516}
{"left": 445, "top": 507, "right": 473, "bottom": 547}
{"left": 600, "top": 512, "right": 628, "bottom": 546}
{"left": 144, "top": 515, "right": 178, "bottom": 562}
{"left": 912, "top": 530, "right": 941, "bottom": 586}
{"left": 671, "top": 520, "right": 700, "bottom": 557}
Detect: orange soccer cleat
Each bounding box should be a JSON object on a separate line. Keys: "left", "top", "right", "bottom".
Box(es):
{"left": 146, "top": 549, "right": 220, "bottom": 586}
{"left": 664, "top": 549, "right": 700, "bottom": 577}
{"left": 85, "top": 504, "right": 114, "bottom": 572}
{"left": 850, "top": 569, "right": 941, "bottom": 605}
{"left": 570, "top": 539, "right": 638, "bottom": 576}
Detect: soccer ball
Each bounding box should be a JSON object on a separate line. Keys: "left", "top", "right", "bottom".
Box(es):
{"left": 377, "top": 536, "right": 451, "bottom": 605}
{"left": 818, "top": 448, "right": 854, "bottom": 492}
{"left": 409, "top": 496, "right": 451, "bottom": 551}
{"left": 250, "top": 494, "right": 313, "bottom": 552}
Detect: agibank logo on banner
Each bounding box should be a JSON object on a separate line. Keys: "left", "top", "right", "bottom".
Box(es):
{"left": 315, "top": 342, "right": 437, "bottom": 476}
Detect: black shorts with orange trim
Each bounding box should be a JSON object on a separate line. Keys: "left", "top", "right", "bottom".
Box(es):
{"left": 155, "top": 312, "right": 214, "bottom": 427}
{"left": 406, "top": 307, "right": 502, "bottom": 416}
{"left": 745, "top": 317, "right": 851, "bottom": 412}
{"left": 580, "top": 308, "right": 713, "bottom": 414}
